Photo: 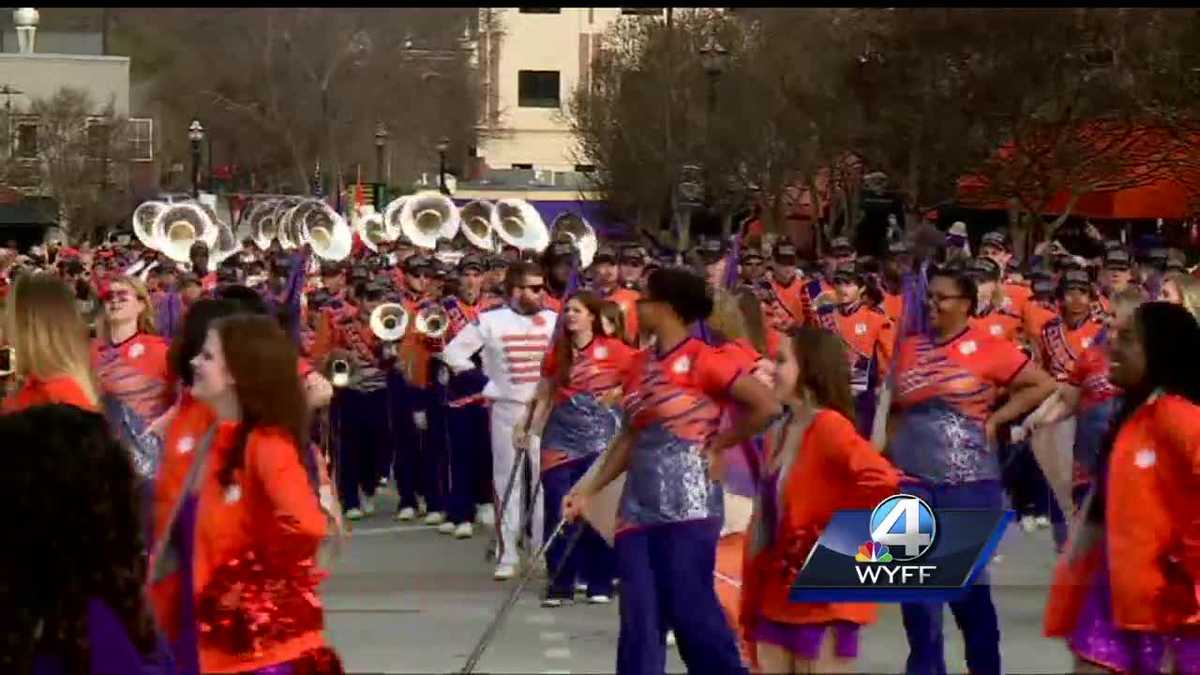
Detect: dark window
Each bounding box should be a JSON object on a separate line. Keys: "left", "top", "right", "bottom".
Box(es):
{"left": 518, "top": 70, "right": 561, "bottom": 108}
{"left": 519, "top": 8, "right": 560, "bottom": 13}
{"left": 574, "top": 164, "right": 596, "bottom": 173}
{"left": 87, "top": 120, "right": 109, "bottom": 159}
{"left": 511, "top": 163, "right": 533, "bottom": 170}
{"left": 621, "top": 8, "right": 663, "bottom": 15}
{"left": 127, "top": 118, "right": 153, "bottom": 161}
{"left": 15, "top": 122, "right": 37, "bottom": 158}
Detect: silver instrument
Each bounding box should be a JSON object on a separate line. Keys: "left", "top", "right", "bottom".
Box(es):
{"left": 491, "top": 199, "right": 549, "bottom": 252}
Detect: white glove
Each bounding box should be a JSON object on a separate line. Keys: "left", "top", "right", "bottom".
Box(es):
{"left": 413, "top": 411, "right": 428, "bottom": 431}
{"left": 1010, "top": 424, "right": 1029, "bottom": 444}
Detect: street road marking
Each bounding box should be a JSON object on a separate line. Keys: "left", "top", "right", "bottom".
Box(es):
{"left": 526, "top": 612, "right": 556, "bottom": 625}
{"left": 539, "top": 631, "right": 567, "bottom": 642}
{"left": 351, "top": 524, "right": 438, "bottom": 537}
{"left": 543, "top": 647, "right": 572, "bottom": 659}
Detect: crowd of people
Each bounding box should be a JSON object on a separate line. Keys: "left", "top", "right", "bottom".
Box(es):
{"left": 1, "top": 210, "right": 1199, "bottom": 674}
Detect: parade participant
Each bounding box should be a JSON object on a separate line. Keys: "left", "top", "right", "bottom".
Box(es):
{"left": 761, "top": 238, "right": 811, "bottom": 333}
{"left": 823, "top": 237, "right": 856, "bottom": 277}
{"left": 599, "top": 300, "right": 629, "bottom": 343}
{"left": 979, "top": 230, "right": 1032, "bottom": 316}
{"left": 696, "top": 238, "right": 729, "bottom": 290}
{"left": 524, "top": 290, "right": 634, "bottom": 607}
{"left": 187, "top": 241, "right": 217, "bottom": 295}
{"left": 1022, "top": 270, "right": 1060, "bottom": 350}
{"left": 1157, "top": 270, "right": 1200, "bottom": 318}
{"left": 442, "top": 261, "right": 556, "bottom": 580}
{"left": 592, "top": 244, "right": 641, "bottom": 343}
{"left": 161, "top": 314, "right": 341, "bottom": 673}
{"left": 888, "top": 264, "right": 1056, "bottom": 675}
{"left": 618, "top": 243, "right": 648, "bottom": 290}
{"left": 1, "top": 404, "right": 174, "bottom": 674}
{"left": 91, "top": 275, "right": 174, "bottom": 491}
{"left": 2, "top": 273, "right": 100, "bottom": 413}
{"left": 965, "top": 257, "right": 1023, "bottom": 343}
{"left": 879, "top": 240, "right": 913, "bottom": 324}
{"left": 1046, "top": 302, "right": 1200, "bottom": 673}
{"left": 817, "top": 263, "right": 895, "bottom": 437}
{"left": 562, "top": 267, "right": 779, "bottom": 675}
{"left": 1098, "top": 248, "right": 1133, "bottom": 314}
{"left": 440, "top": 253, "right": 501, "bottom": 538}
{"left": 739, "top": 243, "right": 767, "bottom": 288}
{"left": 742, "top": 326, "right": 902, "bottom": 674}
{"left": 542, "top": 240, "right": 576, "bottom": 314}
{"left": 484, "top": 254, "right": 508, "bottom": 299}
{"left": 1040, "top": 270, "right": 1106, "bottom": 383}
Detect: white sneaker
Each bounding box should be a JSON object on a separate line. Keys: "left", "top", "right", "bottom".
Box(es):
{"left": 378, "top": 476, "right": 389, "bottom": 489}
{"left": 453, "top": 522, "right": 474, "bottom": 539}
{"left": 438, "top": 521, "right": 456, "bottom": 534}
{"left": 588, "top": 594, "right": 611, "bottom": 605}
{"left": 424, "top": 511, "right": 446, "bottom": 526}
{"left": 345, "top": 508, "right": 365, "bottom": 521}
{"left": 665, "top": 630, "right": 677, "bottom": 646}
{"left": 541, "top": 597, "right": 565, "bottom": 608}
{"left": 493, "top": 563, "right": 516, "bottom": 580}
{"left": 395, "top": 506, "right": 416, "bottom": 522}
{"left": 1020, "top": 515, "right": 1037, "bottom": 533}
{"left": 1034, "top": 515, "right": 1051, "bottom": 529}
{"left": 477, "top": 504, "right": 496, "bottom": 526}
{"left": 574, "top": 581, "right": 588, "bottom": 594}
{"left": 362, "top": 499, "right": 376, "bottom": 516}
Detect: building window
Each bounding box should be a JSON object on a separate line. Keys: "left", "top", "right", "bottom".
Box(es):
{"left": 574, "top": 164, "right": 596, "bottom": 173}
{"left": 86, "top": 118, "right": 110, "bottom": 159}
{"left": 518, "top": 70, "right": 561, "bottom": 108}
{"left": 127, "top": 118, "right": 153, "bottom": 161}
{"left": 15, "top": 120, "right": 38, "bottom": 158}
{"left": 511, "top": 163, "right": 533, "bottom": 170}
{"left": 519, "top": 8, "right": 560, "bottom": 13}
{"left": 621, "top": 8, "right": 663, "bottom": 15}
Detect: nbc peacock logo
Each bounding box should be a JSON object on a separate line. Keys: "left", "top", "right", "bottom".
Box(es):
{"left": 854, "top": 541, "right": 893, "bottom": 563}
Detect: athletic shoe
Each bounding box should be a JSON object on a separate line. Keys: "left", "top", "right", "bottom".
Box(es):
{"left": 477, "top": 504, "right": 496, "bottom": 526}
{"left": 424, "top": 511, "right": 446, "bottom": 526}
{"left": 1034, "top": 515, "right": 1051, "bottom": 529}
{"left": 574, "top": 581, "right": 588, "bottom": 594}
{"left": 438, "top": 521, "right": 456, "bottom": 534}
{"left": 395, "top": 506, "right": 416, "bottom": 522}
{"left": 1019, "top": 515, "right": 1037, "bottom": 533}
{"left": 345, "top": 508, "right": 364, "bottom": 521}
{"left": 541, "top": 597, "right": 565, "bottom": 608}
{"left": 362, "top": 499, "right": 376, "bottom": 516}
{"left": 453, "top": 522, "right": 474, "bottom": 539}
{"left": 493, "top": 563, "right": 516, "bottom": 580}
{"left": 587, "top": 594, "right": 611, "bottom": 605}
{"left": 666, "top": 630, "right": 677, "bottom": 646}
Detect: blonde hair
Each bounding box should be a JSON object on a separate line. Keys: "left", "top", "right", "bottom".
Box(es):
{"left": 707, "top": 288, "right": 748, "bottom": 343}
{"left": 98, "top": 275, "right": 157, "bottom": 339}
{"left": 1164, "top": 272, "right": 1200, "bottom": 323}
{"left": 5, "top": 273, "right": 99, "bottom": 406}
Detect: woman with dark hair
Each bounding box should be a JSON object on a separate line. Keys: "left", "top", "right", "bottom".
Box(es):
{"left": 1045, "top": 302, "right": 1200, "bottom": 673}
{"left": 151, "top": 314, "right": 341, "bottom": 674}
{"left": 522, "top": 290, "right": 635, "bottom": 607}
{"left": 742, "top": 327, "right": 901, "bottom": 673}
{"left": 0, "top": 404, "right": 173, "bottom": 674}
{"left": 888, "top": 264, "right": 1056, "bottom": 675}
{"left": 563, "top": 267, "right": 779, "bottom": 674}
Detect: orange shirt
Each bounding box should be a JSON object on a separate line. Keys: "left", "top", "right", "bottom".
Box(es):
{"left": 1, "top": 374, "right": 99, "bottom": 413}
{"left": 604, "top": 286, "right": 642, "bottom": 344}
{"left": 1038, "top": 314, "right": 1106, "bottom": 383}
{"left": 1021, "top": 299, "right": 1058, "bottom": 348}
{"left": 969, "top": 306, "right": 1022, "bottom": 344}
{"left": 1106, "top": 393, "right": 1200, "bottom": 632}
{"left": 881, "top": 291, "right": 905, "bottom": 324}
{"left": 741, "top": 410, "right": 901, "bottom": 634}
{"left": 816, "top": 303, "right": 896, "bottom": 391}
{"left": 1001, "top": 281, "right": 1032, "bottom": 316}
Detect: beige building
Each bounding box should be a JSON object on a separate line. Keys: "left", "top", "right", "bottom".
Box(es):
{"left": 473, "top": 7, "right": 664, "bottom": 175}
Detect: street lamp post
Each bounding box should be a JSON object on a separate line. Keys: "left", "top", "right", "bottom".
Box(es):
{"left": 698, "top": 38, "right": 729, "bottom": 228}
{"left": 374, "top": 123, "right": 388, "bottom": 184}
{"left": 436, "top": 136, "right": 450, "bottom": 196}
{"left": 188, "top": 119, "right": 204, "bottom": 199}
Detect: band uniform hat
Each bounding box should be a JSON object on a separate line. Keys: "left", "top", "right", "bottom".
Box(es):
{"left": 980, "top": 230, "right": 1011, "bottom": 251}
{"left": 965, "top": 256, "right": 1003, "bottom": 282}
{"left": 831, "top": 263, "right": 863, "bottom": 284}
{"left": 773, "top": 239, "right": 798, "bottom": 261}
{"left": 887, "top": 239, "right": 912, "bottom": 256}
{"left": 741, "top": 246, "right": 765, "bottom": 264}
{"left": 459, "top": 252, "right": 486, "bottom": 273}
{"left": 619, "top": 243, "right": 647, "bottom": 264}
{"left": 1030, "top": 269, "right": 1056, "bottom": 297}
{"left": 697, "top": 237, "right": 727, "bottom": 264}
{"left": 1061, "top": 268, "right": 1092, "bottom": 292}
{"left": 1103, "top": 249, "right": 1132, "bottom": 270}
{"left": 404, "top": 254, "right": 432, "bottom": 274}
{"left": 593, "top": 244, "right": 617, "bottom": 265}
{"left": 828, "top": 236, "right": 854, "bottom": 255}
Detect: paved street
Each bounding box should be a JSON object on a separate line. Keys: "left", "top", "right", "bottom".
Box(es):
{"left": 322, "top": 494, "right": 1074, "bottom": 674}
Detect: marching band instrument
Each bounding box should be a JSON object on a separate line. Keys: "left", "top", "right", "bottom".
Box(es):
{"left": 132, "top": 201, "right": 167, "bottom": 249}
{"left": 415, "top": 304, "right": 449, "bottom": 339}
{"left": 358, "top": 212, "right": 389, "bottom": 254}
{"left": 272, "top": 197, "right": 305, "bottom": 249}
{"left": 150, "top": 202, "right": 218, "bottom": 263}
{"left": 246, "top": 200, "right": 281, "bottom": 251}
{"left": 297, "top": 199, "right": 353, "bottom": 262}
{"left": 399, "top": 191, "right": 460, "bottom": 249}
{"left": 326, "top": 349, "right": 355, "bottom": 389}
{"left": 491, "top": 198, "right": 549, "bottom": 252}
{"left": 370, "top": 302, "right": 410, "bottom": 342}
{"left": 460, "top": 200, "right": 496, "bottom": 252}
{"left": 551, "top": 212, "right": 597, "bottom": 268}
{"left": 211, "top": 222, "right": 241, "bottom": 266}
{"left": 381, "top": 195, "right": 410, "bottom": 242}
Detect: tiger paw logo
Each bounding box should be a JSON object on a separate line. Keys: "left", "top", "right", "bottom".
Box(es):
{"left": 854, "top": 541, "right": 893, "bottom": 563}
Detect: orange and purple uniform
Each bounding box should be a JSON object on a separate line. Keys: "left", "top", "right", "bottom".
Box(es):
{"left": 969, "top": 305, "right": 1023, "bottom": 344}
{"left": 1038, "top": 314, "right": 1106, "bottom": 383}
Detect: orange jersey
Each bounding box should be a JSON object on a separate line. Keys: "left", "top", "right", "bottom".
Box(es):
{"left": 540, "top": 335, "right": 637, "bottom": 404}
{"left": 881, "top": 291, "right": 905, "bottom": 324}
{"left": 1038, "top": 314, "right": 1106, "bottom": 383}
{"left": 1001, "top": 281, "right": 1032, "bottom": 316}
{"left": 1, "top": 374, "right": 98, "bottom": 413}
{"left": 91, "top": 332, "right": 174, "bottom": 425}
{"left": 969, "top": 306, "right": 1022, "bottom": 344}
{"left": 815, "top": 302, "right": 895, "bottom": 392}
{"left": 1021, "top": 299, "right": 1058, "bottom": 348}
{"left": 601, "top": 286, "right": 642, "bottom": 343}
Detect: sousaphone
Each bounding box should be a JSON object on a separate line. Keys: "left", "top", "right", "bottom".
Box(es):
{"left": 460, "top": 200, "right": 496, "bottom": 252}
{"left": 381, "top": 195, "right": 410, "bottom": 243}
{"left": 358, "top": 212, "right": 389, "bottom": 254}
{"left": 151, "top": 202, "right": 218, "bottom": 263}
{"left": 132, "top": 201, "right": 167, "bottom": 249}
{"left": 399, "top": 191, "right": 460, "bottom": 249}
{"left": 211, "top": 221, "right": 241, "bottom": 266}
{"left": 300, "top": 200, "right": 353, "bottom": 262}
{"left": 551, "top": 212, "right": 597, "bottom": 268}
{"left": 370, "top": 302, "right": 409, "bottom": 342}
{"left": 491, "top": 198, "right": 549, "bottom": 252}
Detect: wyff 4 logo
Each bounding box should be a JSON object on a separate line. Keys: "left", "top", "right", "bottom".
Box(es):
{"left": 855, "top": 494, "right": 938, "bottom": 585}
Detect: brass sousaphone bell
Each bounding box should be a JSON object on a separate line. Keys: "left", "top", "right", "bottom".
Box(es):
{"left": 415, "top": 304, "right": 449, "bottom": 339}
{"left": 399, "top": 191, "right": 460, "bottom": 250}
{"left": 132, "top": 201, "right": 167, "bottom": 249}
{"left": 370, "top": 303, "right": 410, "bottom": 342}
{"left": 325, "top": 349, "right": 356, "bottom": 388}
{"left": 551, "top": 212, "right": 598, "bottom": 268}
{"left": 150, "top": 202, "right": 218, "bottom": 263}
{"left": 381, "top": 195, "right": 410, "bottom": 243}
{"left": 459, "top": 200, "right": 496, "bottom": 252}
{"left": 491, "top": 198, "right": 549, "bottom": 252}
{"left": 298, "top": 200, "right": 353, "bottom": 262}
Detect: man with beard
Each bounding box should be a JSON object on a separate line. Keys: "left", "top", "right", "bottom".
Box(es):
{"left": 441, "top": 261, "right": 556, "bottom": 580}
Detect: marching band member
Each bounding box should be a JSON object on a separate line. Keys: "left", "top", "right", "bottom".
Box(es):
{"left": 760, "top": 238, "right": 811, "bottom": 333}
{"left": 696, "top": 238, "right": 729, "bottom": 290}
{"left": 742, "top": 326, "right": 902, "bottom": 674}
{"left": 618, "top": 243, "right": 648, "bottom": 291}
{"left": 1097, "top": 248, "right": 1134, "bottom": 316}
{"left": 817, "top": 263, "right": 896, "bottom": 438}
{"left": 1021, "top": 270, "right": 1059, "bottom": 352}
{"left": 542, "top": 241, "right": 576, "bottom": 314}
{"left": 592, "top": 244, "right": 641, "bottom": 343}
{"left": 888, "top": 264, "right": 1056, "bottom": 675}
{"left": 1039, "top": 270, "right": 1106, "bottom": 384}
{"left": 525, "top": 290, "right": 634, "bottom": 607}
{"left": 155, "top": 314, "right": 341, "bottom": 674}
{"left": 393, "top": 254, "right": 439, "bottom": 522}
{"left": 2, "top": 273, "right": 100, "bottom": 413}
{"left": 979, "top": 231, "right": 1032, "bottom": 316}
{"left": 879, "top": 240, "right": 913, "bottom": 324}
{"left": 440, "top": 253, "right": 501, "bottom": 538}
{"left": 966, "top": 257, "right": 1023, "bottom": 344}
{"left": 738, "top": 242, "right": 768, "bottom": 288}
{"left": 442, "top": 261, "right": 556, "bottom": 580}
{"left": 563, "top": 267, "right": 779, "bottom": 675}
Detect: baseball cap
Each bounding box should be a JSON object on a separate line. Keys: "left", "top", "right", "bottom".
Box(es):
{"left": 486, "top": 253, "right": 508, "bottom": 270}
{"left": 593, "top": 244, "right": 617, "bottom": 265}
{"left": 1103, "top": 249, "right": 1131, "bottom": 270}
{"left": 1029, "top": 269, "right": 1055, "bottom": 297}
{"left": 741, "top": 247, "right": 765, "bottom": 263}
{"left": 979, "top": 231, "right": 1010, "bottom": 251}
{"left": 831, "top": 263, "right": 862, "bottom": 284}
{"left": 965, "top": 256, "right": 1002, "bottom": 282}
{"left": 404, "top": 254, "right": 432, "bottom": 274}
{"left": 619, "top": 244, "right": 647, "bottom": 264}
{"left": 1061, "top": 269, "right": 1092, "bottom": 292}
{"left": 697, "top": 238, "right": 726, "bottom": 264}
{"left": 828, "top": 237, "right": 854, "bottom": 255}
{"left": 459, "top": 253, "right": 485, "bottom": 272}
{"left": 773, "top": 240, "right": 798, "bottom": 262}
